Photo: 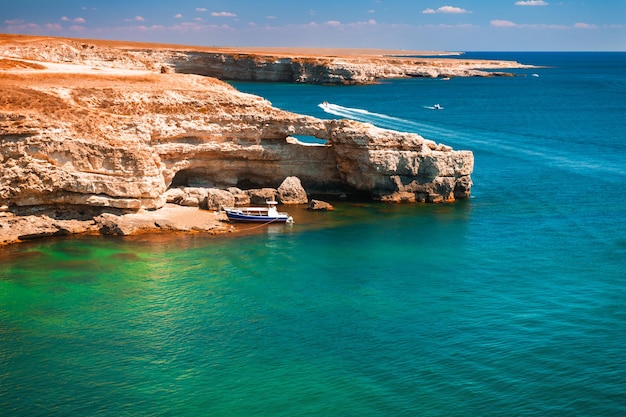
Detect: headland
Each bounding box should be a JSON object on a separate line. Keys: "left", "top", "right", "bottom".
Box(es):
{"left": 0, "top": 34, "right": 530, "bottom": 245}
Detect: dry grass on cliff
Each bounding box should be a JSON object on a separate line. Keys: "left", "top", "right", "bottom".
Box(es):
{"left": 0, "top": 58, "right": 46, "bottom": 70}
{"left": 0, "top": 70, "right": 161, "bottom": 86}
{"left": 0, "top": 67, "right": 275, "bottom": 136}
{"left": 0, "top": 84, "right": 72, "bottom": 114}
{"left": 0, "top": 33, "right": 444, "bottom": 60}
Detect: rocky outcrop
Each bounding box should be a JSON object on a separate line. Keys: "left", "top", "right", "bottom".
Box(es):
{"left": 0, "top": 35, "right": 475, "bottom": 244}
{"left": 0, "top": 35, "right": 533, "bottom": 86}
{"left": 162, "top": 52, "right": 526, "bottom": 84}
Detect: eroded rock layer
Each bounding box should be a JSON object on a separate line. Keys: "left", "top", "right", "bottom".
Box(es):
{"left": 0, "top": 35, "right": 475, "bottom": 245}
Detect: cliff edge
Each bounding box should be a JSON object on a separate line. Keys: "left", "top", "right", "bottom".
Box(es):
{"left": 0, "top": 35, "right": 474, "bottom": 244}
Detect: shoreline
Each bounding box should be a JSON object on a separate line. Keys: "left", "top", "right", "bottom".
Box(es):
{"left": 0, "top": 204, "right": 233, "bottom": 246}
{"left": 0, "top": 34, "right": 480, "bottom": 247}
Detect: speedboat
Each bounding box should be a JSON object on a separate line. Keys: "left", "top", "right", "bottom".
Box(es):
{"left": 433, "top": 104, "right": 443, "bottom": 110}
{"left": 224, "top": 201, "right": 293, "bottom": 223}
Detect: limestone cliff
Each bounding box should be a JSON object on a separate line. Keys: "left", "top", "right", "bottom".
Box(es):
{"left": 0, "top": 35, "right": 532, "bottom": 85}
{"left": 159, "top": 51, "right": 526, "bottom": 84}
{"left": 0, "top": 35, "right": 475, "bottom": 243}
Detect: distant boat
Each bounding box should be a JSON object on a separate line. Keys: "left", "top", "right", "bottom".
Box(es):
{"left": 433, "top": 104, "right": 443, "bottom": 110}
{"left": 224, "top": 201, "right": 293, "bottom": 223}
{"left": 532, "top": 73, "right": 540, "bottom": 77}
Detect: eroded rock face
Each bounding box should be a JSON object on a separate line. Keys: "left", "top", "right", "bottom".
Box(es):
{"left": 0, "top": 36, "right": 474, "bottom": 222}
{"left": 160, "top": 52, "right": 525, "bottom": 85}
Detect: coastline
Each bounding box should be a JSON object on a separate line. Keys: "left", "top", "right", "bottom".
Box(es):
{"left": 0, "top": 33, "right": 487, "bottom": 246}
{"left": 0, "top": 204, "right": 232, "bottom": 246}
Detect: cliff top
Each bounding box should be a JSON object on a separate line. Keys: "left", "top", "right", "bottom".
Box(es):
{"left": 0, "top": 33, "right": 450, "bottom": 58}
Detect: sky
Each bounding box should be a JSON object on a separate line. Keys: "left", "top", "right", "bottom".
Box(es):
{"left": 2, "top": 1, "right": 625, "bottom": 51}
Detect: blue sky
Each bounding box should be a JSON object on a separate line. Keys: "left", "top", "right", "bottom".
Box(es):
{"left": 2, "top": 1, "right": 625, "bottom": 51}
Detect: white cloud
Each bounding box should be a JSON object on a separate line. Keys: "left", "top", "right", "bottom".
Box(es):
{"left": 211, "top": 11, "right": 237, "bottom": 17}
{"left": 61, "top": 16, "right": 85, "bottom": 23}
{"left": 515, "top": 0, "right": 548, "bottom": 5}
{"left": 349, "top": 19, "right": 377, "bottom": 27}
{"left": 325, "top": 20, "right": 341, "bottom": 27}
{"left": 131, "top": 25, "right": 167, "bottom": 33}
{"left": 45, "top": 23, "right": 63, "bottom": 31}
{"left": 266, "top": 16, "right": 277, "bottom": 20}
{"left": 124, "top": 16, "right": 145, "bottom": 22}
{"left": 574, "top": 22, "right": 597, "bottom": 29}
{"left": 438, "top": 6, "right": 470, "bottom": 13}
{"left": 422, "top": 6, "right": 470, "bottom": 14}
{"left": 490, "top": 19, "right": 568, "bottom": 29}
{"left": 491, "top": 19, "right": 518, "bottom": 27}
{"left": 174, "top": 14, "right": 183, "bottom": 19}
{"left": 423, "top": 23, "right": 475, "bottom": 29}
{"left": 6, "top": 21, "right": 40, "bottom": 31}
{"left": 196, "top": 8, "right": 207, "bottom": 12}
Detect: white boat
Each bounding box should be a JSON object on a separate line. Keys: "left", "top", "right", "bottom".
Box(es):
{"left": 433, "top": 103, "right": 443, "bottom": 110}
{"left": 224, "top": 201, "right": 293, "bottom": 223}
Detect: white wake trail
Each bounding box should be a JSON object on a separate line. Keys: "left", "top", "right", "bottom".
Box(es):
{"left": 318, "top": 102, "right": 461, "bottom": 142}
{"left": 317, "top": 102, "right": 626, "bottom": 178}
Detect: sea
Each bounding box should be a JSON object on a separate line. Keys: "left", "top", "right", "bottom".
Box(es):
{"left": 1, "top": 52, "right": 625, "bottom": 416}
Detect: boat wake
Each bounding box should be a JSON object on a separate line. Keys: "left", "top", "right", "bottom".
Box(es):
{"left": 317, "top": 102, "right": 626, "bottom": 179}
{"left": 319, "top": 102, "right": 407, "bottom": 126}
{"left": 319, "top": 102, "right": 446, "bottom": 136}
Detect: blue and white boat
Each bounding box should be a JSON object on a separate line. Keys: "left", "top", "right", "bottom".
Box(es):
{"left": 224, "top": 201, "right": 293, "bottom": 223}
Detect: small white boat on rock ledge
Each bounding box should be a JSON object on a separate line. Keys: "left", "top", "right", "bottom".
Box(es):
{"left": 224, "top": 201, "right": 294, "bottom": 223}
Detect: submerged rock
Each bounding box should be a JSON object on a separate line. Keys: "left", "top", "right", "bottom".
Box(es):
{"left": 308, "top": 200, "right": 335, "bottom": 211}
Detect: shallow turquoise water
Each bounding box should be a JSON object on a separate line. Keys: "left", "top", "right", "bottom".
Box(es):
{"left": 1, "top": 53, "right": 625, "bottom": 416}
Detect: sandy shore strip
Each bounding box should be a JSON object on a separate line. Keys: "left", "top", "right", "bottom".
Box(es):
{"left": 0, "top": 204, "right": 233, "bottom": 246}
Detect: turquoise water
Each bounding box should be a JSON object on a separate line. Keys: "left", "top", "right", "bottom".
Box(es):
{"left": 1, "top": 53, "right": 626, "bottom": 416}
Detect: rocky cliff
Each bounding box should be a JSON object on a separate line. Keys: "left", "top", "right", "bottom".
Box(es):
{"left": 0, "top": 35, "right": 475, "bottom": 243}
{"left": 0, "top": 35, "right": 532, "bottom": 85}
{"left": 150, "top": 51, "right": 525, "bottom": 84}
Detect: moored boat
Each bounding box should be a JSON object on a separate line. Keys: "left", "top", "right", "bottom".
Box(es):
{"left": 224, "top": 201, "right": 293, "bottom": 223}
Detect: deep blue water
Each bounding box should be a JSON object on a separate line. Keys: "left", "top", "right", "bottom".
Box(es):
{"left": 1, "top": 52, "right": 625, "bottom": 416}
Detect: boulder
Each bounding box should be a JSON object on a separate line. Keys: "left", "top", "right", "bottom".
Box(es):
{"left": 227, "top": 187, "right": 251, "bottom": 206}
{"left": 203, "top": 188, "right": 235, "bottom": 210}
{"left": 247, "top": 188, "right": 277, "bottom": 205}
{"left": 277, "top": 176, "right": 308, "bottom": 204}
{"left": 308, "top": 200, "right": 334, "bottom": 211}
{"left": 164, "top": 187, "right": 185, "bottom": 204}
